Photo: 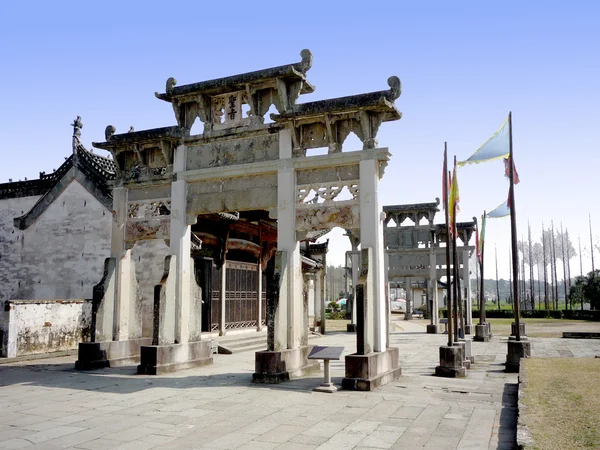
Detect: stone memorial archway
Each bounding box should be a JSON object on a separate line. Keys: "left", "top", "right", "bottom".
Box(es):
{"left": 77, "top": 50, "right": 402, "bottom": 388}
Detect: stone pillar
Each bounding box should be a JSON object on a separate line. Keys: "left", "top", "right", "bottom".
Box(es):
{"left": 253, "top": 128, "right": 319, "bottom": 383}
{"left": 306, "top": 274, "right": 316, "bottom": 330}
{"left": 111, "top": 187, "right": 134, "bottom": 341}
{"left": 257, "top": 262, "right": 263, "bottom": 331}
{"left": 317, "top": 268, "right": 326, "bottom": 335}
{"left": 404, "top": 277, "right": 413, "bottom": 321}
{"left": 358, "top": 159, "right": 386, "bottom": 353}
{"left": 342, "top": 158, "right": 401, "bottom": 391}
{"left": 463, "top": 248, "right": 472, "bottom": 334}
{"left": 76, "top": 187, "right": 151, "bottom": 370}
{"left": 427, "top": 245, "right": 438, "bottom": 334}
{"left": 170, "top": 159, "right": 192, "bottom": 344}
{"left": 219, "top": 261, "right": 227, "bottom": 336}
{"left": 351, "top": 251, "right": 359, "bottom": 327}
{"left": 137, "top": 144, "right": 213, "bottom": 375}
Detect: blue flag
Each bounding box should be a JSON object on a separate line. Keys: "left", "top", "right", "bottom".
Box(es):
{"left": 486, "top": 200, "right": 510, "bottom": 218}
{"left": 458, "top": 116, "right": 510, "bottom": 167}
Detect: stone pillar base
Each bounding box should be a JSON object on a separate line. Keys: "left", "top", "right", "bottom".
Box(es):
{"left": 137, "top": 341, "right": 213, "bottom": 375}
{"left": 474, "top": 324, "right": 490, "bottom": 342}
{"left": 453, "top": 341, "right": 471, "bottom": 369}
{"left": 75, "top": 338, "right": 152, "bottom": 370}
{"left": 426, "top": 324, "right": 438, "bottom": 334}
{"left": 464, "top": 324, "right": 472, "bottom": 335}
{"left": 510, "top": 322, "right": 526, "bottom": 339}
{"left": 435, "top": 345, "right": 466, "bottom": 378}
{"left": 459, "top": 339, "right": 475, "bottom": 364}
{"left": 346, "top": 324, "right": 357, "bottom": 332}
{"left": 342, "top": 347, "right": 401, "bottom": 391}
{"left": 252, "top": 346, "right": 320, "bottom": 383}
{"left": 505, "top": 339, "right": 531, "bottom": 373}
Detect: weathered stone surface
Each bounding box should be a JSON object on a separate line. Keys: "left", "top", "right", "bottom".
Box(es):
{"left": 75, "top": 337, "right": 152, "bottom": 369}
{"left": 506, "top": 340, "right": 531, "bottom": 373}
{"left": 253, "top": 346, "right": 320, "bottom": 383}
{"left": 3, "top": 299, "right": 92, "bottom": 358}
{"left": 137, "top": 340, "right": 213, "bottom": 375}
{"left": 342, "top": 347, "right": 402, "bottom": 391}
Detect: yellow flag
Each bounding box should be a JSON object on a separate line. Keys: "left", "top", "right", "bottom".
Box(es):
{"left": 448, "top": 162, "right": 460, "bottom": 235}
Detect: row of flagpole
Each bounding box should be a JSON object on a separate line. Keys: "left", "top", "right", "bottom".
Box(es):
{"left": 443, "top": 111, "right": 523, "bottom": 342}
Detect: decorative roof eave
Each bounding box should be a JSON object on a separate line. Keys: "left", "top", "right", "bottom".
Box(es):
{"left": 383, "top": 199, "right": 441, "bottom": 214}
{"left": 93, "top": 126, "right": 183, "bottom": 152}
{"left": 271, "top": 77, "right": 401, "bottom": 123}
{"left": 0, "top": 156, "right": 73, "bottom": 200}
{"left": 13, "top": 165, "right": 112, "bottom": 230}
{"left": 154, "top": 50, "right": 314, "bottom": 101}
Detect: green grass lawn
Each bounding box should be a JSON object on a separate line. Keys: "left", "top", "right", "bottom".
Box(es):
{"left": 485, "top": 318, "right": 600, "bottom": 338}
{"left": 522, "top": 358, "right": 600, "bottom": 449}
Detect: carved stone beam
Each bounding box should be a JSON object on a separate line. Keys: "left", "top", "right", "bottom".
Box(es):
{"left": 172, "top": 99, "right": 185, "bottom": 131}
{"left": 159, "top": 141, "right": 171, "bottom": 166}
{"left": 287, "top": 81, "right": 304, "bottom": 109}
{"left": 274, "top": 79, "right": 289, "bottom": 113}
{"left": 324, "top": 114, "right": 342, "bottom": 154}
{"left": 131, "top": 144, "right": 143, "bottom": 165}
{"left": 183, "top": 102, "right": 200, "bottom": 135}
{"left": 196, "top": 94, "right": 212, "bottom": 132}
{"left": 359, "top": 110, "right": 386, "bottom": 150}
{"left": 289, "top": 122, "right": 305, "bottom": 158}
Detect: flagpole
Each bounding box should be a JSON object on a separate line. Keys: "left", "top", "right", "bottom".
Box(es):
{"left": 480, "top": 213, "right": 486, "bottom": 326}
{"left": 495, "top": 243, "right": 500, "bottom": 310}
{"left": 443, "top": 144, "right": 453, "bottom": 346}
{"left": 508, "top": 111, "right": 521, "bottom": 341}
{"left": 475, "top": 218, "right": 481, "bottom": 325}
{"left": 451, "top": 168, "right": 459, "bottom": 343}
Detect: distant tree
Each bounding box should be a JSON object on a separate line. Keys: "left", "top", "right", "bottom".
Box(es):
{"left": 569, "top": 276, "right": 586, "bottom": 308}
{"left": 583, "top": 270, "right": 600, "bottom": 310}
{"left": 570, "top": 270, "right": 600, "bottom": 310}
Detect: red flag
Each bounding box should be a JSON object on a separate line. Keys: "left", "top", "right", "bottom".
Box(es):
{"left": 504, "top": 156, "right": 520, "bottom": 184}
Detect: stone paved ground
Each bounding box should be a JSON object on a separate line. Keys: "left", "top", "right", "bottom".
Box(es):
{"left": 1, "top": 321, "right": 599, "bottom": 450}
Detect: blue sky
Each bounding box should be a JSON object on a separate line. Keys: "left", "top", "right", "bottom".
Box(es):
{"left": 1, "top": 1, "right": 598, "bottom": 280}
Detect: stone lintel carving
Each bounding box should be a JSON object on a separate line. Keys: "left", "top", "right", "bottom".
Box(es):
{"left": 296, "top": 180, "right": 359, "bottom": 205}
{"left": 296, "top": 205, "right": 359, "bottom": 240}
{"left": 93, "top": 127, "right": 180, "bottom": 178}
{"left": 125, "top": 217, "right": 170, "bottom": 243}
{"left": 272, "top": 77, "right": 401, "bottom": 154}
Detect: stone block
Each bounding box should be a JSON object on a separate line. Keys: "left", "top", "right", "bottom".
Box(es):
{"left": 459, "top": 338, "right": 474, "bottom": 364}
{"left": 464, "top": 324, "right": 472, "bottom": 335}
{"left": 137, "top": 340, "right": 213, "bottom": 375}
{"left": 511, "top": 322, "right": 526, "bottom": 338}
{"left": 341, "top": 347, "right": 402, "bottom": 391}
{"left": 474, "top": 324, "right": 490, "bottom": 342}
{"left": 75, "top": 337, "right": 152, "bottom": 370}
{"left": 252, "top": 346, "right": 320, "bottom": 383}
{"left": 434, "top": 345, "right": 466, "bottom": 378}
{"left": 426, "top": 324, "right": 438, "bottom": 334}
{"left": 505, "top": 339, "right": 531, "bottom": 373}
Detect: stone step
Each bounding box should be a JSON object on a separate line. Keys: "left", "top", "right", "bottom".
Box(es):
{"left": 218, "top": 339, "right": 267, "bottom": 354}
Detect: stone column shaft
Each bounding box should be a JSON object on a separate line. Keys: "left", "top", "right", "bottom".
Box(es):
{"left": 170, "top": 144, "right": 192, "bottom": 344}
{"left": 219, "top": 261, "right": 227, "bottom": 336}
{"left": 429, "top": 247, "right": 438, "bottom": 326}
{"left": 463, "top": 249, "right": 472, "bottom": 329}
{"left": 276, "top": 128, "right": 304, "bottom": 350}
{"left": 358, "top": 159, "right": 386, "bottom": 353}
{"left": 257, "top": 262, "right": 263, "bottom": 331}
{"left": 111, "top": 186, "right": 132, "bottom": 341}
